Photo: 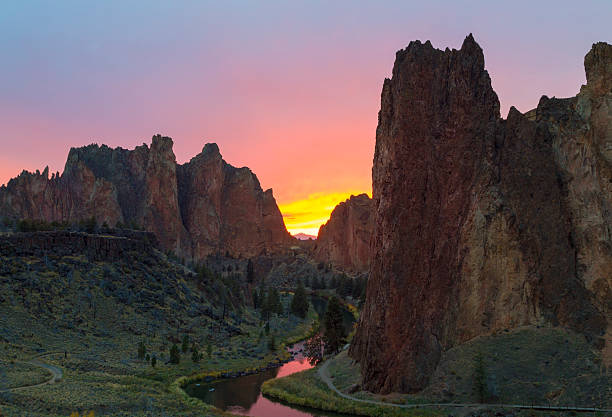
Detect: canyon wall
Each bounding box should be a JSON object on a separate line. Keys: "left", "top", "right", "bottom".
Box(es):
{"left": 0, "top": 136, "right": 293, "bottom": 259}
{"left": 314, "top": 193, "right": 373, "bottom": 272}
{"left": 350, "top": 36, "right": 611, "bottom": 393}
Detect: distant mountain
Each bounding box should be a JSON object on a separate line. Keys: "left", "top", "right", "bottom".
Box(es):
{"left": 0, "top": 136, "right": 294, "bottom": 260}
{"left": 293, "top": 233, "right": 316, "bottom": 240}
{"left": 314, "top": 194, "right": 372, "bottom": 272}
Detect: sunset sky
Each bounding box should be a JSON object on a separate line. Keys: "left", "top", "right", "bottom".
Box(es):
{"left": 1, "top": 1, "right": 610, "bottom": 236}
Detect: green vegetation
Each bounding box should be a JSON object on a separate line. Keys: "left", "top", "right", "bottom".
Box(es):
{"left": 0, "top": 360, "right": 50, "bottom": 389}
{"left": 473, "top": 350, "right": 487, "bottom": 403}
{"left": 262, "top": 367, "right": 444, "bottom": 417}
{"left": 322, "top": 296, "right": 346, "bottom": 354}
{"left": 170, "top": 344, "right": 181, "bottom": 364}
{"left": 137, "top": 341, "right": 146, "bottom": 360}
{"left": 290, "top": 279, "right": 309, "bottom": 318}
{"left": 0, "top": 234, "right": 321, "bottom": 416}
{"left": 269, "top": 326, "right": 611, "bottom": 417}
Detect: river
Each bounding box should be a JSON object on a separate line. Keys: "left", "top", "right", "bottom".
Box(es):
{"left": 184, "top": 296, "right": 356, "bottom": 417}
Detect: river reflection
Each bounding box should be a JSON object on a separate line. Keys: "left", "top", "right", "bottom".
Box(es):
{"left": 185, "top": 343, "right": 350, "bottom": 417}
{"left": 185, "top": 297, "right": 356, "bottom": 417}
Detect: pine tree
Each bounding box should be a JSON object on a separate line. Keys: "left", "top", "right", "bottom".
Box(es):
{"left": 267, "top": 288, "right": 282, "bottom": 315}
{"left": 151, "top": 356, "right": 157, "bottom": 368}
{"left": 290, "top": 281, "right": 309, "bottom": 319}
{"left": 323, "top": 296, "right": 346, "bottom": 354}
{"left": 206, "top": 342, "right": 213, "bottom": 358}
{"left": 268, "top": 335, "right": 276, "bottom": 351}
{"left": 246, "top": 259, "right": 255, "bottom": 283}
{"left": 169, "top": 344, "right": 180, "bottom": 364}
{"left": 181, "top": 335, "right": 189, "bottom": 353}
{"left": 137, "top": 341, "right": 146, "bottom": 360}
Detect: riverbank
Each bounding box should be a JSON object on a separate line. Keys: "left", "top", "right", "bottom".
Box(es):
{"left": 0, "top": 295, "right": 318, "bottom": 417}
{"left": 263, "top": 326, "right": 612, "bottom": 417}
{"left": 172, "top": 304, "right": 319, "bottom": 411}
{"left": 262, "top": 363, "right": 445, "bottom": 417}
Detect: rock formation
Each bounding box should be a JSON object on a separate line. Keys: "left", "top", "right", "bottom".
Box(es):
{"left": 0, "top": 230, "right": 157, "bottom": 261}
{"left": 350, "top": 36, "right": 611, "bottom": 393}
{"left": 314, "top": 193, "right": 373, "bottom": 272}
{"left": 0, "top": 136, "right": 293, "bottom": 259}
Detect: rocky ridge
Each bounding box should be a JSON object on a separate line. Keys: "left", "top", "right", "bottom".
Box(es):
{"left": 350, "top": 36, "right": 612, "bottom": 393}
{"left": 0, "top": 137, "right": 294, "bottom": 260}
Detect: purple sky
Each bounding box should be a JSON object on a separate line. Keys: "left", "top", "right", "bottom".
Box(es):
{"left": 0, "top": 1, "right": 610, "bottom": 233}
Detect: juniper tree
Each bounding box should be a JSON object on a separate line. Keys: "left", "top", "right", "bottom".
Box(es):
{"left": 322, "top": 296, "right": 346, "bottom": 355}
{"left": 290, "top": 280, "right": 309, "bottom": 319}
{"left": 169, "top": 344, "right": 180, "bottom": 364}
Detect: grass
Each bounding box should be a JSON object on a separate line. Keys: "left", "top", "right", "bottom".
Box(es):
{"left": 262, "top": 367, "right": 445, "bottom": 417}
{"left": 0, "top": 245, "right": 320, "bottom": 416}
{"left": 262, "top": 326, "right": 611, "bottom": 417}
{"left": 0, "top": 360, "right": 50, "bottom": 389}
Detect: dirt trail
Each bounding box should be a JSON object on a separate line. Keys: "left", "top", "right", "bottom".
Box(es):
{"left": 317, "top": 358, "right": 612, "bottom": 414}
{"left": 0, "top": 352, "right": 63, "bottom": 392}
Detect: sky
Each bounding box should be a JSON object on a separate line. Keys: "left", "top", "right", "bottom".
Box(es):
{"left": 0, "top": 1, "right": 610, "bottom": 236}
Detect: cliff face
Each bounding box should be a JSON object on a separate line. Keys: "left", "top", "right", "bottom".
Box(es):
{"left": 177, "top": 143, "right": 294, "bottom": 259}
{"left": 314, "top": 193, "right": 373, "bottom": 272}
{"left": 0, "top": 230, "right": 157, "bottom": 261}
{"left": 350, "top": 36, "right": 611, "bottom": 393}
{"left": 0, "top": 136, "right": 293, "bottom": 259}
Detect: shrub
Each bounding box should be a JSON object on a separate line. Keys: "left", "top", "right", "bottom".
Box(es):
{"left": 169, "top": 344, "right": 180, "bottom": 364}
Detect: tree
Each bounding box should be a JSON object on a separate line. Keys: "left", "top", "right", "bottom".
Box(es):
{"left": 305, "top": 333, "right": 324, "bottom": 365}
{"left": 169, "top": 344, "right": 180, "bottom": 364}
{"left": 192, "top": 349, "right": 202, "bottom": 363}
{"left": 473, "top": 351, "right": 487, "bottom": 402}
{"left": 151, "top": 356, "right": 157, "bottom": 368}
{"left": 137, "top": 341, "right": 146, "bottom": 360}
{"left": 181, "top": 335, "right": 190, "bottom": 353}
{"left": 267, "top": 288, "right": 282, "bottom": 315}
{"left": 290, "top": 280, "right": 309, "bottom": 319}
{"left": 246, "top": 259, "right": 255, "bottom": 283}
{"left": 322, "top": 296, "right": 346, "bottom": 355}
{"left": 268, "top": 335, "right": 276, "bottom": 351}
{"left": 265, "top": 321, "right": 270, "bottom": 335}
{"left": 83, "top": 216, "right": 97, "bottom": 234}
{"left": 252, "top": 289, "right": 260, "bottom": 309}
{"left": 206, "top": 342, "right": 213, "bottom": 358}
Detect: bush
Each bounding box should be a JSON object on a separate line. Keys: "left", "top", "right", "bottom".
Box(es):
{"left": 169, "top": 344, "right": 180, "bottom": 364}
{"left": 268, "top": 335, "right": 276, "bottom": 351}
{"left": 137, "top": 341, "right": 146, "bottom": 360}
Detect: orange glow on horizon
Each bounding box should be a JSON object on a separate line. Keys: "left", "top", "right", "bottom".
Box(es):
{"left": 279, "top": 191, "right": 371, "bottom": 237}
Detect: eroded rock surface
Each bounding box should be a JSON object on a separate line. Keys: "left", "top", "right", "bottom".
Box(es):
{"left": 350, "top": 36, "right": 611, "bottom": 393}
{"left": 314, "top": 193, "right": 373, "bottom": 272}
{"left": 0, "top": 136, "right": 293, "bottom": 259}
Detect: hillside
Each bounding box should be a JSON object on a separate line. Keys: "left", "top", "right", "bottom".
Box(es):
{"left": 0, "top": 230, "right": 313, "bottom": 416}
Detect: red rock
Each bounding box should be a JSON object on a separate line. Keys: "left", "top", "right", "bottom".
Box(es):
{"left": 0, "top": 136, "right": 293, "bottom": 260}
{"left": 350, "top": 36, "right": 610, "bottom": 393}
{"left": 314, "top": 193, "right": 373, "bottom": 272}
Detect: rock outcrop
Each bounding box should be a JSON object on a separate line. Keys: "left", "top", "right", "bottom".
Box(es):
{"left": 0, "top": 136, "right": 293, "bottom": 259}
{"left": 177, "top": 143, "right": 293, "bottom": 259}
{"left": 350, "top": 36, "right": 611, "bottom": 393}
{"left": 0, "top": 230, "right": 158, "bottom": 261}
{"left": 314, "top": 193, "right": 373, "bottom": 272}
